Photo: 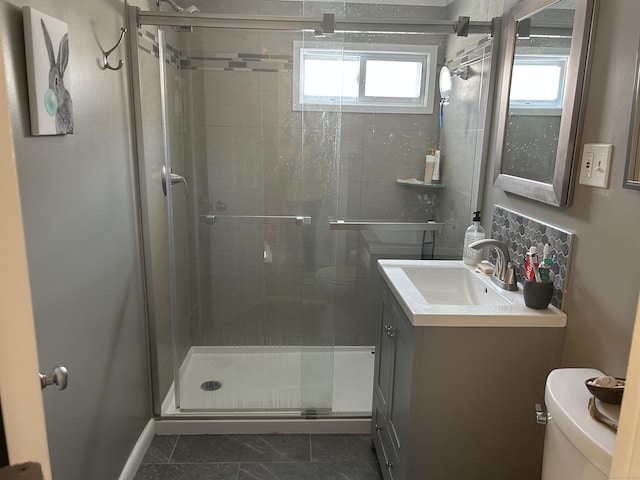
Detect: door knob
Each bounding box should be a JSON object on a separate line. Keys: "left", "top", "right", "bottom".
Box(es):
{"left": 39, "top": 364, "right": 69, "bottom": 390}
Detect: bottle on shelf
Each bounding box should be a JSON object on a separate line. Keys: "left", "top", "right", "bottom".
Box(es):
{"left": 424, "top": 150, "right": 436, "bottom": 184}
{"left": 462, "top": 211, "right": 485, "bottom": 266}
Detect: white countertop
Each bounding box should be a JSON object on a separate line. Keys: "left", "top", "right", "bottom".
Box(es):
{"left": 377, "top": 259, "right": 568, "bottom": 327}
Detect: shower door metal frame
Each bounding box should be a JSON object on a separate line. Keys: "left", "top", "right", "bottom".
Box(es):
{"left": 128, "top": 5, "right": 502, "bottom": 416}
{"left": 134, "top": 8, "right": 495, "bottom": 35}
{"left": 127, "top": 5, "right": 163, "bottom": 416}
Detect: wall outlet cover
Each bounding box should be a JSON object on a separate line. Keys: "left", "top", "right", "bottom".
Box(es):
{"left": 579, "top": 143, "right": 612, "bottom": 188}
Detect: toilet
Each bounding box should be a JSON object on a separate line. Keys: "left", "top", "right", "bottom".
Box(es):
{"left": 542, "top": 368, "right": 620, "bottom": 480}
{"left": 315, "top": 265, "right": 358, "bottom": 329}
{"left": 315, "top": 265, "right": 357, "bottom": 303}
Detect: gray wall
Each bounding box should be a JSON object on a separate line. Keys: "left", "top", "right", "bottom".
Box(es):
{"left": 0, "top": 1, "right": 153, "bottom": 479}
{"left": 484, "top": 0, "right": 640, "bottom": 376}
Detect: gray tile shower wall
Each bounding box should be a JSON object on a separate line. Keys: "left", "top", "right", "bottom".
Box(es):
{"left": 436, "top": 34, "right": 495, "bottom": 256}
{"left": 491, "top": 205, "right": 574, "bottom": 309}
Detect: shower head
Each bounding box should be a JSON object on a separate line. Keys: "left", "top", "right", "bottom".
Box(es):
{"left": 158, "top": 0, "right": 200, "bottom": 13}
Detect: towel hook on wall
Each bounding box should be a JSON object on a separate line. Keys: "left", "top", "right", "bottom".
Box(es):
{"left": 102, "top": 27, "right": 127, "bottom": 71}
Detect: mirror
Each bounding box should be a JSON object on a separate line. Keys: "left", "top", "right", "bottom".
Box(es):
{"left": 439, "top": 66, "right": 452, "bottom": 104}
{"left": 494, "top": 0, "right": 597, "bottom": 206}
{"left": 624, "top": 35, "right": 640, "bottom": 190}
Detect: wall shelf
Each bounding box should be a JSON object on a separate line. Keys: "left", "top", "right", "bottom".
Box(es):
{"left": 396, "top": 178, "right": 445, "bottom": 188}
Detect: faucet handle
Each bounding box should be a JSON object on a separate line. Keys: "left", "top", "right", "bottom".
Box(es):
{"left": 504, "top": 261, "right": 519, "bottom": 291}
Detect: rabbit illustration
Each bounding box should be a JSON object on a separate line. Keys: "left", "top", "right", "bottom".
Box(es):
{"left": 41, "top": 19, "right": 73, "bottom": 134}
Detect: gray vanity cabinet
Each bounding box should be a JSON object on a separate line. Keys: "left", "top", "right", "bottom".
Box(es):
{"left": 371, "top": 281, "right": 565, "bottom": 480}
{"left": 373, "top": 284, "right": 414, "bottom": 480}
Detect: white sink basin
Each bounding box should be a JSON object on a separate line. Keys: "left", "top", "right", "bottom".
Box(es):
{"left": 378, "top": 260, "right": 567, "bottom": 327}
{"left": 400, "top": 265, "right": 510, "bottom": 306}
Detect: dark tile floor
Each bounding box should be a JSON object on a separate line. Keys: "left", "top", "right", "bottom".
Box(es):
{"left": 134, "top": 433, "right": 383, "bottom": 480}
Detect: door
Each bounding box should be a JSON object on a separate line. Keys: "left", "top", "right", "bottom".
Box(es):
{"left": 156, "top": 24, "right": 339, "bottom": 412}
{"left": 0, "top": 39, "right": 51, "bottom": 479}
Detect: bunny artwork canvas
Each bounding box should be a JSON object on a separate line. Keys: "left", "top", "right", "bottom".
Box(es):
{"left": 23, "top": 7, "right": 73, "bottom": 135}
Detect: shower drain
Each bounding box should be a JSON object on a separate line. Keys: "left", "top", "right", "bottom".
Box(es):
{"left": 201, "top": 380, "right": 222, "bottom": 391}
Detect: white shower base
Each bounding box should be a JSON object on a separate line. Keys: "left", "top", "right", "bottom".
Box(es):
{"left": 161, "top": 345, "right": 374, "bottom": 416}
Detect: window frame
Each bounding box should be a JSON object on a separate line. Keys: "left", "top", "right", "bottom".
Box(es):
{"left": 293, "top": 42, "right": 438, "bottom": 114}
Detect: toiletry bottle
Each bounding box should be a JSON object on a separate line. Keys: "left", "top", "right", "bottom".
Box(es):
{"left": 539, "top": 244, "right": 554, "bottom": 283}
{"left": 539, "top": 257, "right": 554, "bottom": 283}
{"left": 462, "top": 211, "right": 485, "bottom": 265}
{"left": 424, "top": 150, "right": 436, "bottom": 183}
{"left": 524, "top": 246, "right": 539, "bottom": 282}
{"left": 432, "top": 149, "right": 441, "bottom": 183}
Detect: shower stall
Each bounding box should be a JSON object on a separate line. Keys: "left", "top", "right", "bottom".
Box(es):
{"left": 128, "top": 2, "right": 497, "bottom": 422}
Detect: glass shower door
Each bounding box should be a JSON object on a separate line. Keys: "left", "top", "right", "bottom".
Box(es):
{"left": 160, "top": 25, "right": 339, "bottom": 413}
{"left": 136, "top": 7, "right": 497, "bottom": 417}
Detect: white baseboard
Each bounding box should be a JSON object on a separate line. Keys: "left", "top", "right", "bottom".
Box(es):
{"left": 118, "top": 418, "right": 155, "bottom": 480}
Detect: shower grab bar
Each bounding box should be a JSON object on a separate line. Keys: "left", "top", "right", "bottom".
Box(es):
{"left": 201, "top": 215, "right": 311, "bottom": 226}
{"left": 329, "top": 220, "right": 444, "bottom": 231}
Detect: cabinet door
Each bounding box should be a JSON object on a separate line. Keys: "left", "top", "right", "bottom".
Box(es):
{"left": 387, "top": 303, "right": 414, "bottom": 471}
{"left": 372, "top": 401, "right": 396, "bottom": 480}
{"left": 374, "top": 286, "right": 397, "bottom": 414}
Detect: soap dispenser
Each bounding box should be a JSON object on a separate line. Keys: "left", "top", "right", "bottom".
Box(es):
{"left": 462, "top": 211, "right": 485, "bottom": 265}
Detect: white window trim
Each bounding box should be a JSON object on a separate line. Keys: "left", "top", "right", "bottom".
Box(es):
{"left": 292, "top": 41, "right": 438, "bottom": 115}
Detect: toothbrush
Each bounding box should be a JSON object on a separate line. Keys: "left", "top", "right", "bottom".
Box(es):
{"left": 531, "top": 250, "right": 542, "bottom": 282}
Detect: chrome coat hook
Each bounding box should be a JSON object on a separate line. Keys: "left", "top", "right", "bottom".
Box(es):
{"left": 102, "top": 27, "right": 127, "bottom": 71}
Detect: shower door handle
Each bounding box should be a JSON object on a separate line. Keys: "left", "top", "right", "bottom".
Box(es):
{"left": 200, "top": 215, "right": 311, "bottom": 226}
{"left": 162, "top": 165, "right": 188, "bottom": 196}
{"left": 329, "top": 220, "right": 444, "bottom": 231}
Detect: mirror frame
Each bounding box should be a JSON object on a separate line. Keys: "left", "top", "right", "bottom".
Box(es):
{"left": 493, "top": 0, "right": 598, "bottom": 206}
{"left": 624, "top": 35, "right": 640, "bottom": 190}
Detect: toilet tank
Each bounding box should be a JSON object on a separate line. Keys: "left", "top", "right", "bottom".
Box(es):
{"left": 541, "top": 368, "right": 619, "bottom": 480}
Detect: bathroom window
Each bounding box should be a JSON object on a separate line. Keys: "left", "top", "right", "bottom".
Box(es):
{"left": 509, "top": 54, "right": 569, "bottom": 115}
{"left": 293, "top": 42, "right": 437, "bottom": 114}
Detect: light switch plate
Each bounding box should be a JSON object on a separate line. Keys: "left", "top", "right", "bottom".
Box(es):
{"left": 579, "top": 143, "right": 612, "bottom": 188}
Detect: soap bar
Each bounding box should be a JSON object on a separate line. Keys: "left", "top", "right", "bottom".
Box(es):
{"left": 475, "top": 261, "right": 494, "bottom": 275}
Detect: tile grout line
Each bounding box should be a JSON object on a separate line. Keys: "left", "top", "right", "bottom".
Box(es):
{"left": 167, "top": 434, "right": 180, "bottom": 463}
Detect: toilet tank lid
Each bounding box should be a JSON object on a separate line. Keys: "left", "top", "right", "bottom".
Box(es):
{"left": 545, "top": 368, "right": 619, "bottom": 475}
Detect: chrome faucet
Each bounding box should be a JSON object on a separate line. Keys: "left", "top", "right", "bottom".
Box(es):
{"left": 468, "top": 239, "right": 518, "bottom": 291}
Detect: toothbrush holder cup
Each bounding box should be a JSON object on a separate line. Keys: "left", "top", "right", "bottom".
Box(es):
{"left": 523, "top": 280, "right": 553, "bottom": 309}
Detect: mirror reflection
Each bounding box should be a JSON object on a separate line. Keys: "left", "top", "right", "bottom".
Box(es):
{"left": 502, "top": 1, "right": 575, "bottom": 183}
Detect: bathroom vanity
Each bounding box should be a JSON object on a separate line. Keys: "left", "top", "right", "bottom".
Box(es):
{"left": 372, "top": 260, "right": 567, "bottom": 480}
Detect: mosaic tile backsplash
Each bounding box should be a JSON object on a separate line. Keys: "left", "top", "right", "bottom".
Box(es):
{"left": 491, "top": 205, "right": 574, "bottom": 309}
